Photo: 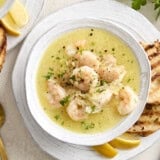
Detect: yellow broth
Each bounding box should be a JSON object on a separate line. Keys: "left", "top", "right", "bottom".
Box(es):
{"left": 36, "top": 28, "right": 140, "bottom": 134}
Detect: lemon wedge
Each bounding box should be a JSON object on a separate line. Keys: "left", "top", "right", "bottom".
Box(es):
{"left": 1, "top": 14, "right": 20, "bottom": 36}
{"left": 9, "top": 0, "right": 29, "bottom": 27}
{"left": 93, "top": 143, "right": 118, "bottom": 158}
{"left": 109, "top": 133, "right": 141, "bottom": 149}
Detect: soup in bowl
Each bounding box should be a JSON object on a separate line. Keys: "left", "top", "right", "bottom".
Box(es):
{"left": 25, "top": 19, "right": 150, "bottom": 146}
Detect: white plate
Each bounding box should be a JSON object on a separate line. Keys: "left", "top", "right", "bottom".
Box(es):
{"left": 12, "top": 0, "right": 160, "bottom": 160}
{"left": 6, "top": 0, "right": 45, "bottom": 50}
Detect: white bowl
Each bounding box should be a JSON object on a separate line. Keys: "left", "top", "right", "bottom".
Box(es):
{"left": 0, "top": 0, "right": 14, "bottom": 18}
{"left": 25, "top": 19, "right": 150, "bottom": 146}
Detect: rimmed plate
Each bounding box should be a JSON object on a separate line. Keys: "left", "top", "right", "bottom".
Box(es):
{"left": 4, "top": 0, "right": 45, "bottom": 50}
{"left": 25, "top": 18, "right": 150, "bottom": 146}
{"left": 12, "top": 0, "right": 160, "bottom": 160}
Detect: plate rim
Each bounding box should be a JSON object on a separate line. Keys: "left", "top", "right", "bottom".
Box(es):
{"left": 6, "top": 0, "right": 45, "bottom": 51}
{"left": 25, "top": 18, "right": 151, "bottom": 146}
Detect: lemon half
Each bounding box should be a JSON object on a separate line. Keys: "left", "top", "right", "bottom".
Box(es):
{"left": 9, "top": 0, "right": 29, "bottom": 27}
{"left": 1, "top": 14, "right": 20, "bottom": 36}
{"left": 0, "top": 0, "right": 29, "bottom": 36}
{"left": 93, "top": 143, "right": 118, "bottom": 158}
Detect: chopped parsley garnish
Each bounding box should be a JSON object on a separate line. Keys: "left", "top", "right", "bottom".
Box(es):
{"left": 81, "top": 121, "right": 95, "bottom": 130}
{"left": 127, "top": 78, "right": 131, "bottom": 83}
{"left": 43, "top": 72, "right": 54, "bottom": 80}
{"left": 56, "top": 56, "right": 60, "bottom": 60}
{"left": 77, "top": 49, "right": 83, "bottom": 54}
{"left": 49, "top": 67, "right": 53, "bottom": 71}
{"left": 59, "top": 95, "right": 70, "bottom": 106}
{"left": 54, "top": 115, "right": 60, "bottom": 121}
{"left": 61, "top": 121, "right": 64, "bottom": 125}
{"left": 70, "top": 75, "right": 76, "bottom": 81}
{"left": 91, "top": 105, "right": 96, "bottom": 112}
{"left": 57, "top": 72, "right": 66, "bottom": 78}
{"left": 100, "top": 80, "right": 107, "bottom": 86}
{"left": 96, "top": 88, "right": 105, "bottom": 93}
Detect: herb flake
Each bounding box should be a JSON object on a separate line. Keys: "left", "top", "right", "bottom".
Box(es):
{"left": 81, "top": 121, "right": 95, "bottom": 130}
{"left": 43, "top": 72, "right": 54, "bottom": 80}
{"left": 59, "top": 95, "right": 70, "bottom": 106}
{"left": 54, "top": 115, "right": 60, "bottom": 121}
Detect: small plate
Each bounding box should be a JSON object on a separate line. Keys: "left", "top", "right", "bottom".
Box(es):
{"left": 4, "top": 0, "right": 45, "bottom": 50}
{"left": 12, "top": 0, "right": 160, "bottom": 160}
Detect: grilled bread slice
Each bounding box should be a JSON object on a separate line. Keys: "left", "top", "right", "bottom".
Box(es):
{"left": 0, "top": 26, "right": 7, "bottom": 72}
{"left": 127, "top": 104, "right": 160, "bottom": 136}
{"left": 127, "top": 41, "right": 160, "bottom": 136}
{"left": 141, "top": 40, "right": 160, "bottom": 104}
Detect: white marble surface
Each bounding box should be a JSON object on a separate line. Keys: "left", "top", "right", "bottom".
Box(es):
{"left": 0, "top": 0, "right": 159, "bottom": 160}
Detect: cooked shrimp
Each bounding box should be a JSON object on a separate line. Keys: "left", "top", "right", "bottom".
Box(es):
{"left": 65, "top": 40, "right": 86, "bottom": 56}
{"left": 88, "top": 88, "right": 113, "bottom": 113}
{"left": 47, "top": 79, "right": 66, "bottom": 107}
{"left": 67, "top": 99, "right": 88, "bottom": 121}
{"left": 90, "top": 88, "right": 113, "bottom": 107}
{"left": 70, "top": 66, "right": 98, "bottom": 92}
{"left": 117, "top": 86, "right": 138, "bottom": 115}
{"left": 74, "top": 50, "right": 100, "bottom": 71}
{"left": 65, "top": 44, "right": 77, "bottom": 56}
{"left": 103, "top": 54, "right": 117, "bottom": 66}
{"left": 99, "top": 65, "right": 126, "bottom": 83}
{"left": 98, "top": 54, "right": 126, "bottom": 83}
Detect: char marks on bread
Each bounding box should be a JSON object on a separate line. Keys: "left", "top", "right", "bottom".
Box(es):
{"left": 127, "top": 40, "right": 160, "bottom": 136}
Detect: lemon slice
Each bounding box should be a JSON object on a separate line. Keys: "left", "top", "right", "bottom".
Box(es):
{"left": 93, "top": 143, "right": 118, "bottom": 158}
{"left": 9, "top": 0, "right": 29, "bottom": 27}
{"left": 1, "top": 14, "right": 20, "bottom": 36}
{"left": 109, "top": 133, "right": 141, "bottom": 149}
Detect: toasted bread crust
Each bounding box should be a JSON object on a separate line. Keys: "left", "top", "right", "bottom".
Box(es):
{"left": 127, "top": 104, "right": 160, "bottom": 136}
{"left": 0, "top": 26, "right": 7, "bottom": 72}
{"left": 127, "top": 41, "right": 160, "bottom": 136}
{"left": 140, "top": 40, "right": 160, "bottom": 105}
